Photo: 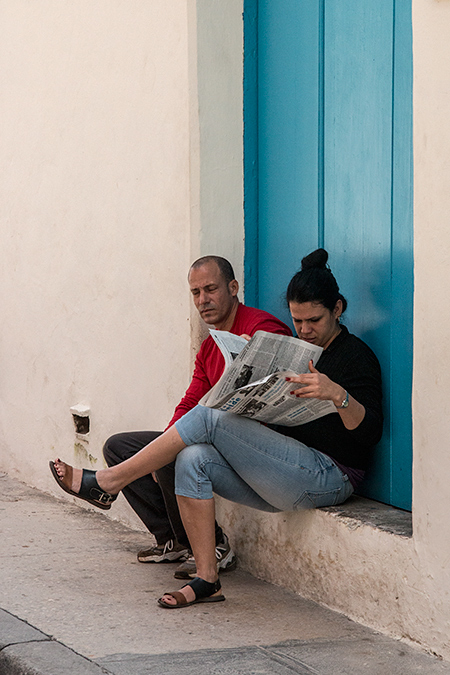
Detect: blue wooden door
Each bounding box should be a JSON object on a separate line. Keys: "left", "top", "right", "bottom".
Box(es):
{"left": 244, "top": 0, "right": 413, "bottom": 510}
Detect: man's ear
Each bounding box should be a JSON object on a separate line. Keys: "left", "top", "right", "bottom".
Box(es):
{"left": 229, "top": 279, "right": 239, "bottom": 297}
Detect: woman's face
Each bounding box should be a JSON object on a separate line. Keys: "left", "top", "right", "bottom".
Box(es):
{"left": 289, "top": 300, "right": 342, "bottom": 350}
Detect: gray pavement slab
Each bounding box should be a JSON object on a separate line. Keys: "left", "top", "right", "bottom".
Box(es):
{"left": 0, "top": 609, "right": 49, "bottom": 649}
{"left": 97, "top": 639, "right": 450, "bottom": 675}
{"left": 1, "top": 471, "right": 450, "bottom": 675}
{"left": 273, "top": 638, "right": 450, "bottom": 674}
{"left": 0, "top": 641, "right": 109, "bottom": 675}
{"left": 0, "top": 608, "right": 108, "bottom": 674}
{"left": 97, "top": 646, "right": 315, "bottom": 675}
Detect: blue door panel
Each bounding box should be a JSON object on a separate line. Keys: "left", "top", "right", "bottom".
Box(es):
{"left": 323, "top": 2, "right": 397, "bottom": 506}
{"left": 244, "top": 0, "right": 413, "bottom": 510}
{"left": 258, "top": 1, "right": 321, "bottom": 325}
{"left": 324, "top": 1, "right": 395, "bottom": 346}
{"left": 387, "top": 0, "right": 414, "bottom": 508}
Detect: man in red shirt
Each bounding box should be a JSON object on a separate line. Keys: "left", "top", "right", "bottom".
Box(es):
{"left": 103, "top": 256, "right": 291, "bottom": 579}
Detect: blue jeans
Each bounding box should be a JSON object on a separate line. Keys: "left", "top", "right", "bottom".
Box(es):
{"left": 174, "top": 407, "right": 353, "bottom": 512}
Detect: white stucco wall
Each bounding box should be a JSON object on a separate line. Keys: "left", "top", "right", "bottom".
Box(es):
{"left": 2, "top": 0, "right": 450, "bottom": 661}
{"left": 0, "top": 1, "right": 194, "bottom": 527}
{"left": 410, "top": 0, "right": 450, "bottom": 654}
{"left": 0, "top": 0, "right": 245, "bottom": 531}
{"left": 187, "top": 0, "right": 245, "bottom": 357}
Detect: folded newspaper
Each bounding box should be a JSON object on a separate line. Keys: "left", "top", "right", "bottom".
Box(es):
{"left": 199, "top": 330, "right": 336, "bottom": 426}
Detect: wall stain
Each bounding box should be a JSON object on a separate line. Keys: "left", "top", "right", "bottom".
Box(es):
{"left": 74, "top": 442, "right": 97, "bottom": 465}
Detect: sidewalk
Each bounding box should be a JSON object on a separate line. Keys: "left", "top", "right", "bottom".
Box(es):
{"left": 1, "top": 471, "right": 449, "bottom": 675}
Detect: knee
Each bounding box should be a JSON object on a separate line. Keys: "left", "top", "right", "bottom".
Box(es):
{"left": 175, "top": 444, "right": 210, "bottom": 471}
{"left": 175, "top": 444, "right": 211, "bottom": 485}
{"left": 102, "top": 433, "right": 127, "bottom": 466}
{"left": 175, "top": 444, "right": 215, "bottom": 499}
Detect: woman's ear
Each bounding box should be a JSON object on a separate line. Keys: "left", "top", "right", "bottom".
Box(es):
{"left": 334, "top": 298, "right": 343, "bottom": 320}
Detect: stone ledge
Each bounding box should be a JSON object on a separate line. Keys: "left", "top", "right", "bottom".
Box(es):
{"left": 322, "top": 495, "right": 413, "bottom": 538}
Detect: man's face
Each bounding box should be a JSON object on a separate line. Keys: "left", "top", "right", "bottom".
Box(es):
{"left": 188, "top": 262, "right": 238, "bottom": 329}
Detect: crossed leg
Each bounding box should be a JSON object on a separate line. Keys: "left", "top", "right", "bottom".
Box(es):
{"left": 52, "top": 425, "right": 221, "bottom": 606}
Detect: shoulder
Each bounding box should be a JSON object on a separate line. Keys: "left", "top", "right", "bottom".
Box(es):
{"left": 328, "top": 327, "right": 381, "bottom": 372}
{"left": 342, "top": 330, "right": 379, "bottom": 358}
{"left": 233, "top": 304, "right": 292, "bottom": 336}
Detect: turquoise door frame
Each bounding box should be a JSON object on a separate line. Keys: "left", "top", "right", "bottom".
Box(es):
{"left": 244, "top": 0, "right": 413, "bottom": 510}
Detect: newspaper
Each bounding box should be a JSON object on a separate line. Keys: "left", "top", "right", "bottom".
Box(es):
{"left": 200, "top": 330, "right": 336, "bottom": 426}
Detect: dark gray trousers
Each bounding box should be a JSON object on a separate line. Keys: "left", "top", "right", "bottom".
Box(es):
{"left": 103, "top": 431, "right": 224, "bottom": 548}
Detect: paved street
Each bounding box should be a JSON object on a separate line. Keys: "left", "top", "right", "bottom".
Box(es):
{"left": 1, "top": 472, "right": 449, "bottom": 674}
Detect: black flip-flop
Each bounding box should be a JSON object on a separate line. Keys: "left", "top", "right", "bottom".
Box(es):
{"left": 49, "top": 461, "right": 118, "bottom": 510}
{"left": 158, "top": 577, "right": 225, "bottom": 609}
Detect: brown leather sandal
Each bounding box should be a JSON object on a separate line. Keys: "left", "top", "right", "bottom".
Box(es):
{"left": 157, "top": 577, "right": 225, "bottom": 609}
{"left": 49, "top": 461, "right": 118, "bottom": 510}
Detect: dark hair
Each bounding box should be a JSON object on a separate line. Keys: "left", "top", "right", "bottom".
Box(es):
{"left": 286, "top": 249, "right": 347, "bottom": 313}
{"left": 189, "top": 255, "right": 236, "bottom": 285}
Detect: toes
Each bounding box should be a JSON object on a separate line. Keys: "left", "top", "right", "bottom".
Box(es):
{"left": 54, "top": 460, "right": 65, "bottom": 478}
{"left": 161, "top": 594, "right": 176, "bottom": 606}
{"left": 160, "top": 585, "right": 196, "bottom": 606}
{"left": 53, "top": 460, "right": 76, "bottom": 491}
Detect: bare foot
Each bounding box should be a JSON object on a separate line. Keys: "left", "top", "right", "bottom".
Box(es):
{"left": 49, "top": 459, "right": 117, "bottom": 511}
{"left": 52, "top": 458, "right": 82, "bottom": 494}
{"left": 160, "top": 585, "right": 197, "bottom": 606}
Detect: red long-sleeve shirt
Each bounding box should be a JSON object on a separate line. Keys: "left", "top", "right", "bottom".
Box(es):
{"left": 166, "top": 303, "right": 292, "bottom": 428}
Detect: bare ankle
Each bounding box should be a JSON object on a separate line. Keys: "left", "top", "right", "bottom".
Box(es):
{"left": 95, "top": 468, "right": 119, "bottom": 494}
{"left": 195, "top": 567, "right": 218, "bottom": 583}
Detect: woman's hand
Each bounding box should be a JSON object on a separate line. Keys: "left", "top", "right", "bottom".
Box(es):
{"left": 286, "top": 361, "right": 345, "bottom": 405}
{"left": 286, "top": 361, "right": 366, "bottom": 430}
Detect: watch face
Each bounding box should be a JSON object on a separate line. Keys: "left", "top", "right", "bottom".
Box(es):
{"left": 339, "top": 392, "right": 349, "bottom": 408}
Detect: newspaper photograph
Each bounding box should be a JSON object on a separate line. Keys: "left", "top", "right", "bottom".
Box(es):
{"left": 200, "top": 330, "right": 336, "bottom": 426}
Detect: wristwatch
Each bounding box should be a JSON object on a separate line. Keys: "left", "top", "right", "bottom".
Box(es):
{"left": 337, "top": 390, "right": 349, "bottom": 409}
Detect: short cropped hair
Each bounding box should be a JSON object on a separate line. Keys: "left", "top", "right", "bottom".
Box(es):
{"left": 189, "top": 255, "right": 236, "bottom": 285}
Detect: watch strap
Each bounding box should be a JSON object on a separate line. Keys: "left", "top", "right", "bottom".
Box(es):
{"left": 337, "top": 390, "right": 349, "bottom": 409}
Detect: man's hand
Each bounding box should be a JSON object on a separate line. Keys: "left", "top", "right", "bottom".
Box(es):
{"left": 240, "top": 333, "right": 251, "bottom": 341}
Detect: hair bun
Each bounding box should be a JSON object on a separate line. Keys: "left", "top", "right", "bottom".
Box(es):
{"left": 301, "top": 248, "right": 328, "bottom": 271}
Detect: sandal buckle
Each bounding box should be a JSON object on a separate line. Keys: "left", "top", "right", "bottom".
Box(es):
{"left": 90, "top": 488, "right": 113, "bottom": 504}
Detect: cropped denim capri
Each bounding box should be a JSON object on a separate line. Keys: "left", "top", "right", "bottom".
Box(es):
{"left": 174, "top": 406, "right": 353, "bottom": 512}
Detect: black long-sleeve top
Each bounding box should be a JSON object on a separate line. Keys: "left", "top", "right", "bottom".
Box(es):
{"left": 276, "top": 325, "right": 383, "bottom": 472}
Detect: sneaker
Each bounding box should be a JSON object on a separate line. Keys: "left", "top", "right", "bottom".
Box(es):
{"left": 174, "top": 533, "right": 236, "bottom": 579}
{"left": 137, "top": 539, "right": 189, "bottom": 564}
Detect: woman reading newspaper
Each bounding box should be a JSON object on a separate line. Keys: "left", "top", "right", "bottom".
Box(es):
{"left": 50, "top": 249, "right": 383, "bottom": 609}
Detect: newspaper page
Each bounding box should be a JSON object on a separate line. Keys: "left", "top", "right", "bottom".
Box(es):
{"left": 209, "top": 330, "right": 249, "bottom": 369}
{"left": 200, "top": 330, "right": 336, "bottom": 426}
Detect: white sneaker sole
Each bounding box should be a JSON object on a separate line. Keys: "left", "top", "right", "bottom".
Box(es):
{"left": 138, "top": 550, "right": 189, "bottom": 564}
